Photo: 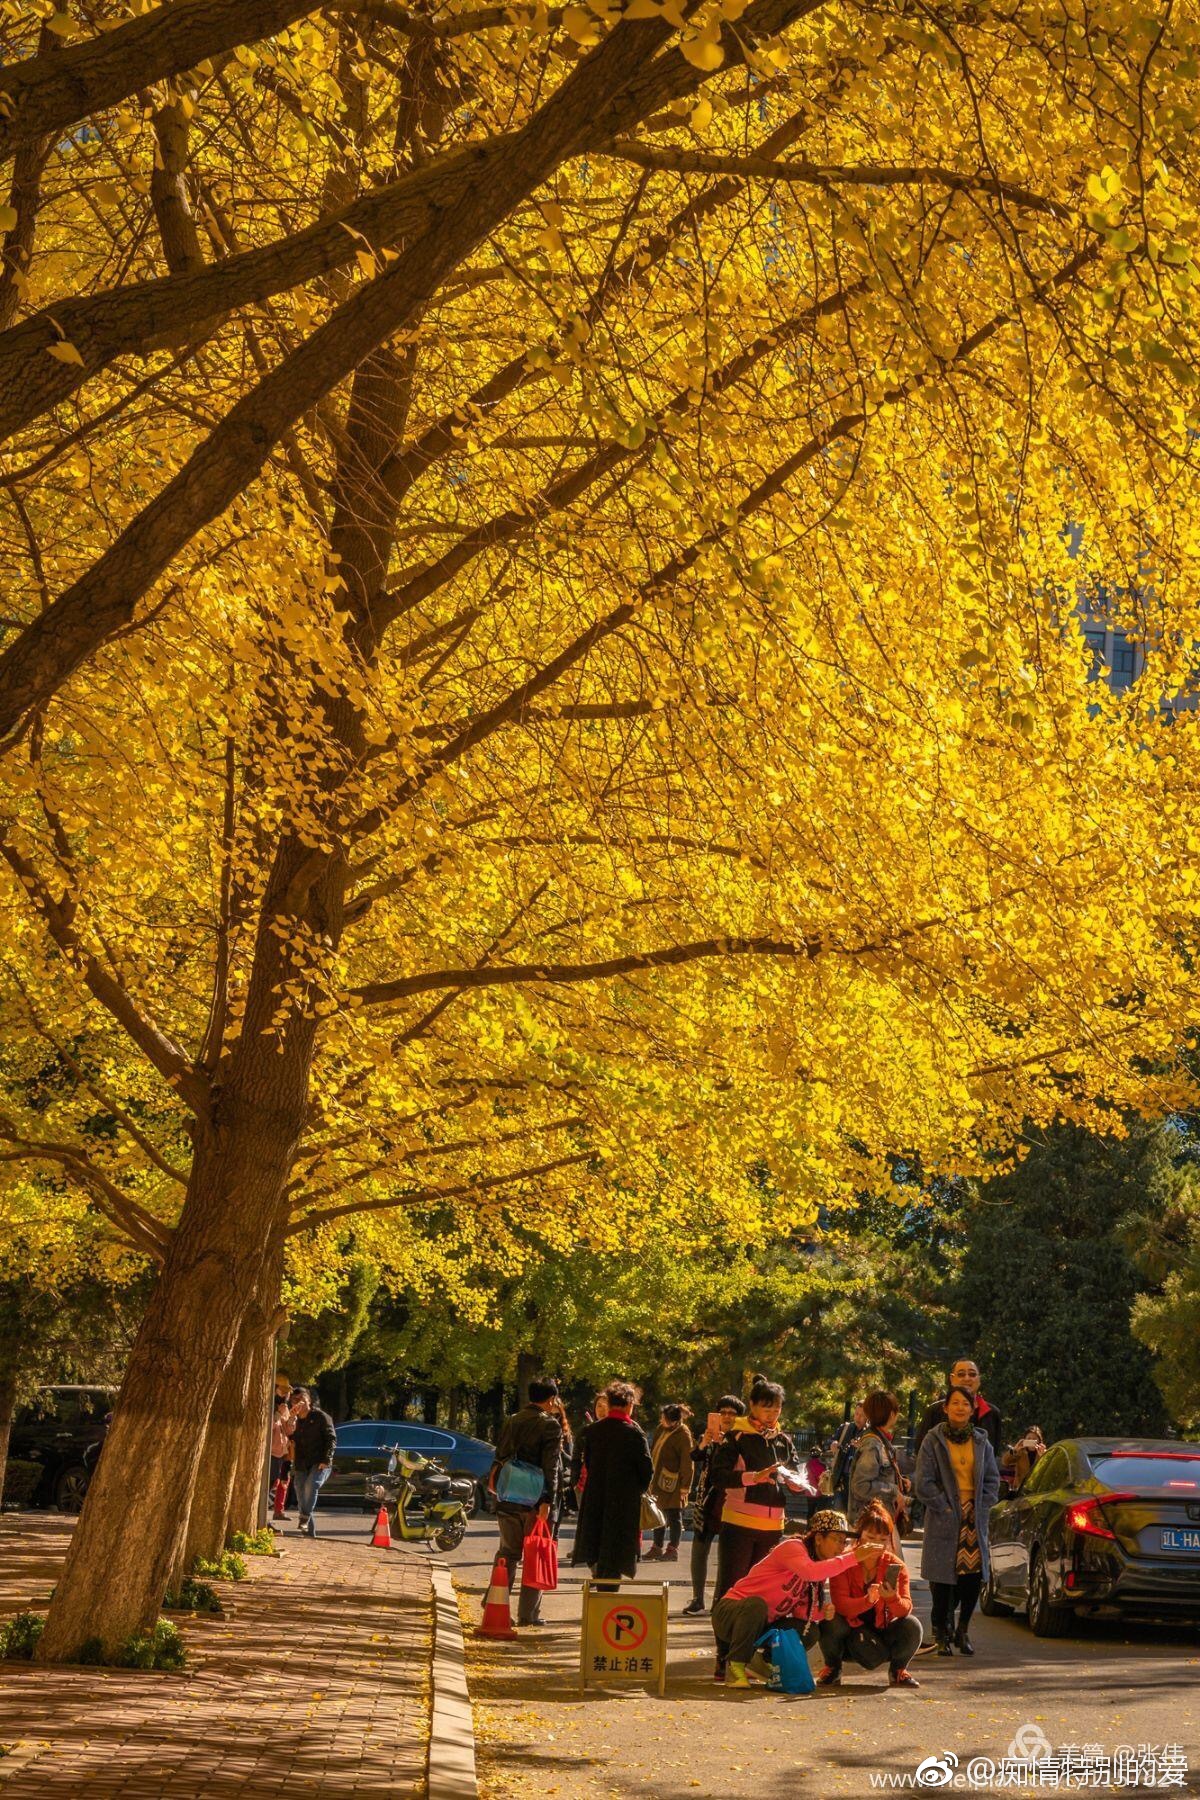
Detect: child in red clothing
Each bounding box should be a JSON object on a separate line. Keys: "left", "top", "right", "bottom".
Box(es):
{"left": 817, "top": 1501, "right": 923, "bottom": 1688}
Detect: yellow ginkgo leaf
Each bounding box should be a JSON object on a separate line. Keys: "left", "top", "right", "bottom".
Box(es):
{"left": 562, "top": 5, "right": 600, "bottom": 42}
{"left": 0, "top": 204, "right": 16, "bottom": 233}
{"left": 681, "top": 29, "right": 723, "bottom": 70}
{"left": 46, "top": 340, "right": 85, "bottom": 366}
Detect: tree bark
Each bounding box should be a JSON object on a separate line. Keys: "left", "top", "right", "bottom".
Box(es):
{"left": 516, "top": 1352, "right": 538, "bottom": 1406}
{"left": 35, "top": 883, "right": 342, "bottom": 1662}
{"left": 226, "top": 1292, "right": 280, "bottom": 1540}
{"left": 0, "top": 1369, "right": 16, "bottom": 1505}
{"left": 171, "top": 1309, "right": 259, "bottom": 1590}
{"left": 0, "top": 0, "right": 321, "bottom": 164}
{"left": 184, "top": 1241, "right": 285, "bottom": 1573}
{"left": 226, "top": 1336, "right": 273, "bottom": 1541}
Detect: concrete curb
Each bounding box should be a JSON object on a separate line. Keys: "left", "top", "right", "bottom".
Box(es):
{"left": 427, "top": 1560, "right": 478, "bottom": 1800}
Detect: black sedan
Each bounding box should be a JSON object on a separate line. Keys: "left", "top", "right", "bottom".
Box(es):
{"left": 7, "top": 1385, "right": 114, "bottom": 1512}
{"left": 983, "top": 1436, "right": 1200, "bottom": 1635}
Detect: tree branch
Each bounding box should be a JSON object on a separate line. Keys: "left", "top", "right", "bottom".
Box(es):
{"left": 0, "top": 827, "right": 209, "bottom": 1115}
{"left": 289, "top": 1114, "right": 585, "bottom": 1210}
{"left": 149, "top": 95, "right": 207, "bottom": 277}
{"left": 345, "top": 239, "right": 1097, "bottom": 848}
{"left": 0, "top": 1120, "right": 172, "bottom": 1262}
{"left": 0, "top": 0, "right": 320, "bottom": 164}
{"left": 355, "top": 934, "right": 821, "bottom": 1005}
{"left": 377, "top": 280, "right": 861, "bottom": 632}
{"left": 0, "top": 0, "right": 819, "bottom": 743}
{"left": 285, "top": 1150, "right": 593, "bottom": 1234}
{"left": 604, "top": 145, "right": 1071, "bottom": 219}
{"left": 5, "top": 969, "right": 190, "bottom": 1188}
{"left": 375, "top": 102, "right": 821, "bottom": 502}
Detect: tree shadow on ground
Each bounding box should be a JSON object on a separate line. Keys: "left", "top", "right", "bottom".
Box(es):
{"left": 0, "top": 1513, "right": 431, "bottom": 1799}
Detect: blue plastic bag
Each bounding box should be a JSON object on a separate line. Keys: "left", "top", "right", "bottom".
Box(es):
{"left": 756, "top": 1625, "right": 816, "bottom": 1695}
{"left": 495, "top": 1458, "right": 544, "bottom": 1507}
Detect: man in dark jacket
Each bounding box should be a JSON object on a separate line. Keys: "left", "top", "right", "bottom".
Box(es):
{"left": 914, "top": 1359, "right": 1004, "bottom": 1458}
{"left": 491, "top": 1378, "right": 563, "bottom": 1625}
{"left": 572, "top": 1379, "right": 654, "bottom": 1586}
{"left": 287, "top": 1388, "right": 336, "bottom": 1537}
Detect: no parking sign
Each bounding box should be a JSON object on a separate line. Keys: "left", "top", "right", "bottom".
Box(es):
{"left": 579, "top": 1580, "right": 669, "bottom": 1695}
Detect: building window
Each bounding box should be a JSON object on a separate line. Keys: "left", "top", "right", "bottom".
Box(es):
{"left": 1110, "top": 633, "right": 1138, "bottom": 689}
{"left": 1083, "top": 627, "right": 1107, "bottom": 679}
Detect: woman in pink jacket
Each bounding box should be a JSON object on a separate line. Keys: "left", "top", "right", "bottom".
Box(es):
{"left": 711, "top": 1510, "right": 872, "bottom": 1687}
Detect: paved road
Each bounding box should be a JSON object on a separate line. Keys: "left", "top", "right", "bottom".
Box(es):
{"left": 309, "top": 1503, "right": 1200, "bottom": 1797}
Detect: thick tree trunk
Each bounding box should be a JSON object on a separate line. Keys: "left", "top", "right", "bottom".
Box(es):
{"left": 176, "top": 1242, "right": 284, "bottom": 1581}
{"left": 172, "top": 1319, "right": 256, "bottom": 1590}
{"left": 0, "top": 1369, "right": 16, "bottom": 1504}
{"left": 35, "top": 894, "right": 345, "bottom": 1661}
{"left": 227, "top": 1302, "right": 278, "bottom": 1540}
{"left": 35, "top": 73, "right": 419, "bottom": 1657}
{"left": 34, "top": 1132, "right": 274, "bottom": 1658}
{"left": 516, "top": 1351, "right": 539, "bottom": 1405}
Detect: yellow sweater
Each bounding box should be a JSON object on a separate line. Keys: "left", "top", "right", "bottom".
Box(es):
{"left": 947, "top": 1435, "right": 975, "bottom": 1507}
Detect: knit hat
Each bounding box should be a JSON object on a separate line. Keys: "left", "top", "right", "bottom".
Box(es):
{"left": 807, "top": 1508, "right": 851, "bottom": 1536}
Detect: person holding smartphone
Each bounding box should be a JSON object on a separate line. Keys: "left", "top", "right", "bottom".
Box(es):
{"left": 682, "top": 1394, "right": 742, "bottom": 1614}
{"left": 816, "top": 1501, "right": 922, "bottom": 1688}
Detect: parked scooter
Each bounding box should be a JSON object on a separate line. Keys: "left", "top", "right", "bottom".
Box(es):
{"left": 368, "top": 1449, "right": 472, "bottom": 1552}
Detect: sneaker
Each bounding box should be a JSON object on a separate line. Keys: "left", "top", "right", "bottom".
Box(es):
{"left": 889, "top": 1668, "right": 920, "bottom": 1689}
{"left": 682, "top": 1599, "right": 706, "bottom": 1616}
{"left": 662, "top": 1546, "right": 679, "bottom": 1562}
{"left": 297, "top": 1514, "right": 310, "bottom": 1530}
{"left": 726, "top": 1662, "right": 752, "bottom": 1689}
{"left": 746, "top": 1651, "right": 772, "bottom": 1683}
{"left": 712, "top": 1658, "right": 726, "bottom": 1684}
{"left": 643, "top": 1547, "right": 663, "bottom": 1561}
{"left": 935, "top": 1633, "right": 954, "bottom": 1657}
{"left": 814, "top": 1665, "right": 842, "bottom": 1688}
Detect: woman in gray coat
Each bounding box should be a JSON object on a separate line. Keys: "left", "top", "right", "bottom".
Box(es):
{"left": 848, "top": 1390, "right": 909, "bottom": 1550}
{"left": 913, "top": 1386, "right": 1001, "bottom": 1656}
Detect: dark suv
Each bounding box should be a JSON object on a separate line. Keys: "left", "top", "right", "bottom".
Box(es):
{"left": 8, "top": 1386, "right": 115, "bottom": 1512}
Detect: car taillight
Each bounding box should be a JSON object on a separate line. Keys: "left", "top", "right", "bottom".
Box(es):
{"left": 1066, "top": 1493, "right": 1135, "bottom": 1540}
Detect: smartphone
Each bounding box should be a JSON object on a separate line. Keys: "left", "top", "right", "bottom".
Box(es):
{"left": 882, "top": 1563, "right": 902, "bottom": 1593}
{"left": 706, "top": 1411, "right": 725, "bottom": 1440}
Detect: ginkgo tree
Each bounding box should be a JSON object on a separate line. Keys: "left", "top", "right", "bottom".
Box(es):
{"left": 2, "top": 0, "right": 1200, "bottom": 1660}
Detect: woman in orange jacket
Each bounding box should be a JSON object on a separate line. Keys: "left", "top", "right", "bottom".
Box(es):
{"left": 816, "top": 1501, "right": 923, "bottom": 1688}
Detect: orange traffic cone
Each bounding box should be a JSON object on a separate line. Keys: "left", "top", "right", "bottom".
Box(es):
{"left": 370, "top": 1506, "right": 392, "bottom": 1549}
{"left": 477, "top": 1552, "right": 517, "bottom": 1639}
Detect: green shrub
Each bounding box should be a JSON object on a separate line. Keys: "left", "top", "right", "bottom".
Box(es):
{"left": 0, "top": 1612, "right": 45, "bottom": 1660}
{"left": 76, "top": 1637, "right": 106, "bottom": 1665}
{"left": 191, "top": 1550, "right": 247, "bottom": 1583}
{"left": 163, "top": 1579, "right": 223, "bottom": 1616}
{"left": 1, "top": 1460, "right": 42, "bottom": 1508}
{"left": 228, "top": 1527, "right": 276, "bottom": 1556}
{"left": 115, "top": 1620, "right": 186, "bottom": 1671}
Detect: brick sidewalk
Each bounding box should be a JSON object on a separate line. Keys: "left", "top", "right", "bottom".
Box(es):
{"left": 0, "top": 1514, "right": 432, "bottom": 1797}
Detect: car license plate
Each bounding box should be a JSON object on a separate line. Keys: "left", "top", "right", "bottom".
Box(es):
{"left": 1160, "top": 1527, "right": 1200, "bottom": 1552}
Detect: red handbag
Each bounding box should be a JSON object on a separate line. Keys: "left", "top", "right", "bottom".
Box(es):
{"left": 521, "top": 1516, "right": 559, "bottom": 1591}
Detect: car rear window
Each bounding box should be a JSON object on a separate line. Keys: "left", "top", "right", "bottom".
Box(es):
{"left": 1091, "top": 1455, "right": 1200, "bottom": 1490}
